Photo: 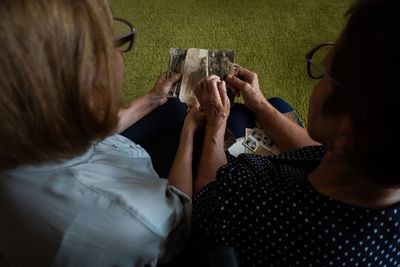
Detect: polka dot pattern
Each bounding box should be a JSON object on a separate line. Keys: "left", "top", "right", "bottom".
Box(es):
{"left": 193, "top": 146, "right": 400, "bottom": 266}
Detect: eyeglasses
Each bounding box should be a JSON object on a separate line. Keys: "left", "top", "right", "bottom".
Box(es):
{"left": 306, "top": 42, "right": 344, "bottom": 89}
{"left": 114, "top": 17, "right": 136, "bottom": 53}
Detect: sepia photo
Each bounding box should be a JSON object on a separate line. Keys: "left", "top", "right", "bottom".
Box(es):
{"left": 208, "top": 49, "right": 235, "bottom": 79}
{"left": 179, "top": 48, "right": 208, "bottom": 104}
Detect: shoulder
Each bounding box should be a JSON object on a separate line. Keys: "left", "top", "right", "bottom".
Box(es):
{"left": 63, "top": 135, "right": 190, "bottom": 236}
{"left": 93, "top": 134, "right": 154, "bottom": 161}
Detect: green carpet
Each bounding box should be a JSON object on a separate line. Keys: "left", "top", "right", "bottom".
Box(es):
{"left": 110, "top": 0, "right": 353, "bottom": 125}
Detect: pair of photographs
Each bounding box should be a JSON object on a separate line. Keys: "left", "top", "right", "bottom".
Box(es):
{"left": 243, "top": 128, "right": 274, "bottom": 152}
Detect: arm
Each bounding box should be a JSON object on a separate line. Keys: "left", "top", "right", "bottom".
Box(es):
{"left": 251, "top": 100, "right": 318, "bottom": 153}
{"left": 193, "top": 76, "right": 230, "bottom": 195}
{"left": 116, "top": 93, "right": 160, "bottom": 134}
{"left": 194, "top": 124, "right": 227, "bottom": 195}
{"left": 167, "top": 99, "right": 205, "bottom": 199}
{"left": 116, "top": 72, "right": 181, "bottom": 134}
{"left": 226, "top": 68, "right": 319, "bottom": 153}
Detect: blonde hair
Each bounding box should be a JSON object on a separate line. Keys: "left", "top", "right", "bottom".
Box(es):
{"left": 0, "top": 0, "right": 120, "bottom": 171}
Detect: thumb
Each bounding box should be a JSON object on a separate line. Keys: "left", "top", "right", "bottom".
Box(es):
{"left": 168, "top": 72, "right": 182, "bottom": 84}
{"left": 226, "top": 75, "right": 251, "bottom": 93}
{"left": 217, "top": 81, "right": 228, "bottom": 102}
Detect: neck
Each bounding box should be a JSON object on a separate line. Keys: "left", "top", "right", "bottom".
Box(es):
{"left": 308, "top": 151, "right": 400, "bottom": 209}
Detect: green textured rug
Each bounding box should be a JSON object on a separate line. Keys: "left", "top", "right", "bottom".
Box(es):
{"left": 110, "top": 0, "right": 353, "bottom": 125}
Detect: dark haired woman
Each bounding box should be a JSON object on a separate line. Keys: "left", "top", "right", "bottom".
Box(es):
{"left": 192, "top": 0, "right": 400, "bottom": 266}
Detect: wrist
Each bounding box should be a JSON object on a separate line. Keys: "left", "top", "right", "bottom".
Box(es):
{"left": 206, "top": 114, "right": 228, "bottom": 130}
{"left": 147, "top": 90, "right": 166, "bottom": 108}
{"left": 205, "top": 122, "right": 226, "bottom": 135}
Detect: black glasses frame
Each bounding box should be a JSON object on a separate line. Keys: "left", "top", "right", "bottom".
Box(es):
{"left": 114, "top": 17, "right": 136, "bottom": 53}
{"left": 306, "top": 42, "right": 344, "bottom": 89}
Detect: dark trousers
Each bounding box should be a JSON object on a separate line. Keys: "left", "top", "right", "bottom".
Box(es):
{"left": 120, "top": 97, "right": 301, "bottom": 178}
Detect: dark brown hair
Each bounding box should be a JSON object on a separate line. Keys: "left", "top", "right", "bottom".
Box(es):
{"left": 325, "top": 0, "right": 400, "bottom": 185}
{"left": 0, "top": 0, "right": 120, "bottom": 171}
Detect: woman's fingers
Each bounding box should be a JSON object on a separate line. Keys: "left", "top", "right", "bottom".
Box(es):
{"left": 195, "top": 76, "right": 221, "bottom": 102}
{"left": 192, "top": 75, "right": 231, "bottom": 125}
{"left": 226, "top": 74, "right": 251, "bottom": 93}
{"left": 168, "top": 72, "right": 182, "bottom": 84}
{"left": 217, "top": 81, "right": 228, "bottom": 106}
{"left": 206, "top": 77, "right": 222, "bottom": 101}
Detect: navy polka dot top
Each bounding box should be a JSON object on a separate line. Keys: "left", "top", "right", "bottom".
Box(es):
{"left": 193, "top": 146, "right": 400, "bottom": 266}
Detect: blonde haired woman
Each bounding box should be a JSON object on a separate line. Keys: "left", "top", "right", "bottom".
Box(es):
{"left": 0, "top": 0, "right": 201, "bottom": 266}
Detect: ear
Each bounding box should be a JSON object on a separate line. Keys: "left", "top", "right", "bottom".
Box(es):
{"left": 333, "top": 114, "right": 355, "bottom": 154}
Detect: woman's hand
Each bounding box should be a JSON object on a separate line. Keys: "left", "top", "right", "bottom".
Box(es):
{"left": 148, "top": 71, "right": 182, "bottom": 107}
{"left": 183, "top": 98, "right": 206, "bottom": 133}
{"left": 193, "top": 75, "right": 229, "bottom": 195}
{"left": 226, "top": 67, "right": 268, "bottom": 112}
{"left": 194, "top": 75, "right": 230, "bottom": 128}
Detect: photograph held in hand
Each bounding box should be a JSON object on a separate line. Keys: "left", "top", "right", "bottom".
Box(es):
{"left": 167, "top": 48, "right": 234, "bottom": 104}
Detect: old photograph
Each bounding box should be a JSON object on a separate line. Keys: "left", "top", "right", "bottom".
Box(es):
{"left": 179, "top": 48, "right": 208, "bottom": 104}
{"left": 167, "top": 48, "right": 187, "bottom": 97}
{"left": 243, "top": 137, "right": 258, "bottom": 151}
{"left": 250, "top": 128, "right": 263, "bottom": 142}
{"left": 167, "top": 47, "right": 235, "bottom": 104}
{"left": 261, "top": 135, "right": 274, "bottom": 150}
{"left": 208, "top": 49, "right": 235, "bottom": 79}
{"left": 243, "top": 127, "right": 279, "bottom": 156}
